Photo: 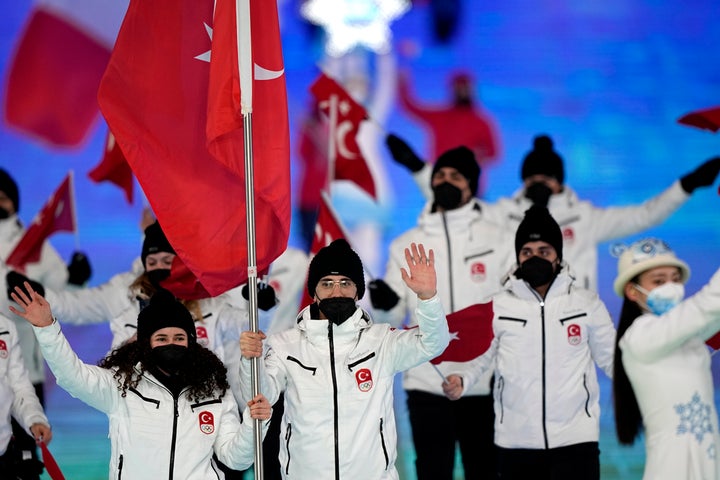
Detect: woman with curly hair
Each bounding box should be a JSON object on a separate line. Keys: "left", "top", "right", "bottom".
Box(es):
{"left": 9, "top": 284, "right": 271, "bottom": 480}
{"left": 612, "top": 238, "right": 720, "bottom": 480}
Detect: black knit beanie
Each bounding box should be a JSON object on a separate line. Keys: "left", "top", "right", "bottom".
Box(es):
{"left": 137, "top": 288, "right": 196, "bottom": 344}
{"left": 521, "top": 135, "right": 565, "bottom": 184}
{"left": 514, "top": 205, "right": 563, "bottom": 262}
{"left": 0, "top": 169, "right": 19, "bottom": 213}
{"left": 307, "top": 239, "right": 365, "bottom": 299}
{"left": 431, "top": 146, "right": 480, "bottom": 195}
{"left": 141, "top": 221, "right": 176, "bottom": 267}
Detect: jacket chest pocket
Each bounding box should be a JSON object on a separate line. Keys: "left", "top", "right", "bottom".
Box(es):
{"left": 126, "top": 388, "right": 169, "bottom": 439}
{"left": 557, "top": 313, "right": 587, "bottom": 347}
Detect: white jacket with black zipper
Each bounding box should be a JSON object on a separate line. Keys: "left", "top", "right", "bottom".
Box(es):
{"left": 245, "top": 296, "right": 449, "bottom": 479}
{"left": 33, "top": 320, "right": 263, "bottom": 479}
{"left": 457, "top": 267, "right": 616, "bottom": 449}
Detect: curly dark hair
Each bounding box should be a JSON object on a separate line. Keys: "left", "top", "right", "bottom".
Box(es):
{"left": 612, "top": 296, "right": 645, "bottom": 445}
{"left": 98, "top": 340, "right": 230, "bottom": 403}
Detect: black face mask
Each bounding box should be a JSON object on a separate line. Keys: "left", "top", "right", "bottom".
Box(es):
{"left": 147, "top": 269, "right": 171, "bottom": 289}
{"left": 0, "top": 207, "right": 10, "bottom": 220}
{"left": 524, "top": 182, "right": 553, "bottom": 207}
{"left": 318, "top": 297, "right": 357, "bottom": 325}
{"left": 517, "top": 256, "right": 556, "bottom": 287}
{"left": 149, "top": 344, "right": 189, "bottom": 376}
{"left": 432, "top": 182, "right": 463, "bottom": 210}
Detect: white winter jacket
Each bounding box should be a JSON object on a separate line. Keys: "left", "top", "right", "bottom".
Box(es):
{"left": 374, "top": 199, "right": 514, "bottom": 396}
{"left": 44, "top": 272, "right": 249, "bottom": 405}
{"left": 620, "top": 267, "right": 720, "bottom": 480}
{"left": 247, "top": 295, "right": 449, "bottom": 479}
{"left": 459, "top": 269, "right": 616, "bottom": 449}
{"left": 1, "top": 215, "right": 69, "bottom": 384}
{"left": 0, "top": 314, "right": 48, "bottom": 455}
{"left": 34, "top": 320, "right": 262, "bottom": 479}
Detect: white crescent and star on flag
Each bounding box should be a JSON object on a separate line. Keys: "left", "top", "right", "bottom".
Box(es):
{"left": 194, "top": 22, "right": 284, "bottom": 80}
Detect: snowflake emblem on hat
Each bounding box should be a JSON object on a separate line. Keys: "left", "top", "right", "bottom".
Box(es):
{"left": 675, "top": 392, "right": 713, "bottom": 442}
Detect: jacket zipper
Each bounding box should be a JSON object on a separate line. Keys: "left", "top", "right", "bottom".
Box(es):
{"left": 118, "top": 454, "right": 123, "bottom": 479}
{"left": 287, "top": 355, "right": 318, "bottom": 375}
{"left": 284, "top": 423, "right": 292, "bottom": 475}
{"left": 497, "top": 377, "right": 505, "bottom": 423}
{"left": 540, "top": 300, "right": 549, "bottom": 449}
{"left": 583, "top": 374, "right": 591, "bottom": 417}
{"left": 168, "top": 396, "right": 179, "bottom": 480}
{"left": 328, "top": 322, "right": 340, "bottom": 480}
{"left": 379, "top": 418, "right": 389, "bottom": 469}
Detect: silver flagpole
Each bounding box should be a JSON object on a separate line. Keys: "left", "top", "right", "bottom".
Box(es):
{"left": 236, "top": 0, "right": 263, "bottom": 476}
{"left": 242, "top": 110, "right": 263, "bottom": 480}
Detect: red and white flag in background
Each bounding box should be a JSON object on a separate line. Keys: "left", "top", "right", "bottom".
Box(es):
{"left": 678, "top": 106, "right": 720, "bottom": 133}
{"left": 5, "top": 172, "right": 76, "bottom": 270}
{"left": 310, "top": 73, "right": 377, "bottom": 200}
{"left": 98, "top": 0, "right": 290, "bottom": 297}
{"left": 88, "top": 131, "right": 134, "bottom": 204}
{"left": 299, "top": 192, "right": 350, "bottom": 308}
{"left": 430, "top": 302, "right": 494, "bottom": 365}
{"left": 3, "top": 0, "right": 129, "bottom": 147}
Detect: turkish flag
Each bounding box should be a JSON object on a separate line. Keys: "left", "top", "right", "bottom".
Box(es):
{"left": 88, "top": 130, "right": 134, "bottom": 204}
{"left": 678, "top": 106, "right": 720, "bottom": 133}
{"left": 3, "top": 0, "right": 128, "bottom": 147}
{"left": 430, "top": 302, "right": 494, "bottom": 365}
{"left": 6, "top": 173, "right": 76, "bottom": 269}
{"left": 39, "top": 442, "right": 65, "bottom": 480}
{"left": 309, "top": 73, "right": 377, "bottom": 200}
{"left": 706, "top": 332, "right": 720, "bottom": 350}
{"left": 300, "top": 192, "right": 349, "bottom": 308}
{"left": 98, "top": 0, "right": 290, "bottom": 296}
{"left": 160, "top": 256, "right": 212, "bottom": 301}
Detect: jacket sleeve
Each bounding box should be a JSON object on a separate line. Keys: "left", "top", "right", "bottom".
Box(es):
{"left": 386, "top": 295, "right": 450, "bottom": 373}
{"left": 620, "top": 267, "right": 720, "bottom": 362}
{"left": 451, "top": 337, "right": 498, "bottom": 396}
{"left": 412, "top": 164, "right": 433, "bottom": 201}
{"left": 5, "top": 317, "right": 48, "bottom": 432}
{"left": 590, "top": 181, "right": 689, "bottom": 243}
{"left": 586, "top": 296, "right": 617, "bottom": 379}
{"left": 372, "top": 241, "right": 416, "bottom": 328}
{"left": 33, "top": 320, "right": 120, "bottom": 414}
{"left": 44, "top": 271, "right": 134, "bottom": 325}
{"left": 239, "top": 337, "right": 285, "bottom": 407}
{"left": 213, "top": 395, "right": 269, "bottom": 471}
{"left": 216, "top": 302, "right": 247, "bottom": 406}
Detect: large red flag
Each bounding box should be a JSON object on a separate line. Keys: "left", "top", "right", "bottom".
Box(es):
{"left": 97, "top": 0, "right": 290, "bottom": 296}
{"left": 678, "top": 106, "right": 720, "bottom": 133}
{"left": 309, "top": 73, "right": 377, "bottom": 200}
{"left": 300, "top": 192, "right": 350, "bottom": 308}
{"left": 5, "top": 173, "right": 76, "bottom": 269}
{"left": 3, "top": 0, "right": 128, "bottom": 147}
{"left": 88, "top": 130, "right": 134, "bottom": 204}
{"left": 430, "top": 302, "right": 494, "bottom": 365}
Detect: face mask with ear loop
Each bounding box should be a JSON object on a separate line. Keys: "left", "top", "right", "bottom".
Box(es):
{"left": 633, "top": 282, "right": 685, "bottom": 315}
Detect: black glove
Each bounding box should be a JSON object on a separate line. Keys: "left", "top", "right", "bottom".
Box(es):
{"left": 386, "top": 134, "right": 426, "bottom": 173}
{"left": 67, "top": 251, "right": 92, "bottom": 286}
{"left": 680, "top": 156, "right": 720, "bottom": 194}
{"left": 368, "top": 279, "right": 400, "bottom": 311}
{"left": 241, "top": 282, "right": 278, "bottom": 311}
{"left": 6, "top": 270, "right": 45, "bottom": 301}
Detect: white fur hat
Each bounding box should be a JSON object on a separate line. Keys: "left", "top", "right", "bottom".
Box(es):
{"left": 613, "top": 238, "right": 691, "bottom": 297}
